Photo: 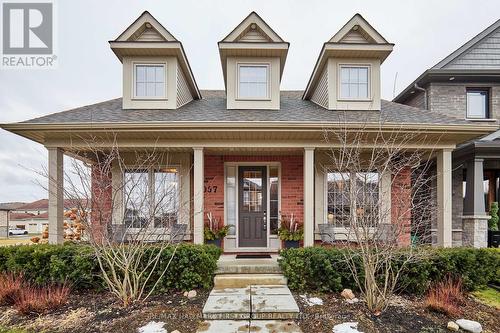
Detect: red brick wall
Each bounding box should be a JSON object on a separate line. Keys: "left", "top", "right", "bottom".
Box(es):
{"left": 203, "top": 155, "right": 225, "bottom": 225}
{"left": 90, "top": 166, "right": 112, "bottom": 241}
{"left": 203, "top": 155, "right": 304, "bottom": 226}
{"left": 391, "top": 166, "right": 412, "bottom": 246}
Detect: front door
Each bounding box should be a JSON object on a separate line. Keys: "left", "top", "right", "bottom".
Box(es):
{"left": 238, "top": 166, "right": 267, "bottom": 247}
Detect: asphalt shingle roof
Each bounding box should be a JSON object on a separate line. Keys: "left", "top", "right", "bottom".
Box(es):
{"left": 21, "top": 90, "right": 474, "bottom": 125}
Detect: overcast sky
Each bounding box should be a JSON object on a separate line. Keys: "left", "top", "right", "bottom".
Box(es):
{"left": 0, "top": 0, "right": 499, "bottom": 203}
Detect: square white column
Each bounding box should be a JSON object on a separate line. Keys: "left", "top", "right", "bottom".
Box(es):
{"left": 48, "top": 147, "right": 64, "bottom": 245}
{"left": 303, "top": 148, "right": 315, "bottom": 247}
{"left": 193, "top": 147, "right": 204, "bottom": 244}
{"left": 436, "top": 149, "right": 452, "bottom": 247}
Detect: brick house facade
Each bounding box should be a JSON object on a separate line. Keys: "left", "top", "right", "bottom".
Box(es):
{"left": 3, "top": 11, "right": 496, "bottom": 251}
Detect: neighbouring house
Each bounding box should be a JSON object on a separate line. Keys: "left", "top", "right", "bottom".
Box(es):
{"left": 5, "top": 199, "right": 87, "bottom": 234}
{"left": 394, "top": 18, "right": 500, "bottom": 248}
{"left": 1, "top": 12, "right": 497, "bottom": 250}
{"left": 0, "top": 208, "right": 11, "bottom": 237}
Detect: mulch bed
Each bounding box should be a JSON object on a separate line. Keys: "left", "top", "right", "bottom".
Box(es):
{"left": 293, "top": 291, "right": 500, "bottom": 333}
{"left": 0, "top": 290, "right": 209, "bottom": 333}
{"left": 0, "top": 289, "right": 498, "bottom": 333}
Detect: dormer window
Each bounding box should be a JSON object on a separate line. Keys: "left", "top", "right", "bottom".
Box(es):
{"left": 134, "top": 64, "right": 166, "bottom": 99}
{"left": 340, "top": 65, "right": 369, "bottom": 100}
{"left": 218, "top": 12, "right": 289, "bottom": 110}
{"left": 238, "top": 64, "right": 269, "bottom": 100}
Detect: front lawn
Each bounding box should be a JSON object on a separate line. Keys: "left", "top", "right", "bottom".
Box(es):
{"left": 472, "top": 287, "right": 500, "bottom": 309}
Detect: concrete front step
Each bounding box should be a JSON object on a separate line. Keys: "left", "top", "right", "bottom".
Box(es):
{"left": 216, "top": 256, "right": 282, "bottom": 275}
{"left": 214, "top": 273, "right": 287, "bottom": 289}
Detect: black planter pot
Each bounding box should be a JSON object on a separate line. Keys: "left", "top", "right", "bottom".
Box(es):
{"left": 206, "top": 239, "right": 221, "bottom": 247}
{"left": 284, "top": 240, "right": 300, "bottom": 248}
{"left": 488, "top": 230, "right": 500, "bottom": 248}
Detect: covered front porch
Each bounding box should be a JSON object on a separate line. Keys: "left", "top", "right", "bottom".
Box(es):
{"left": 44, "top": 143, "right": 456, "bottom": 250}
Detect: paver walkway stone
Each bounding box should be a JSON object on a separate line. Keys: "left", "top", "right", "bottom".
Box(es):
{"left": 202, "top": 285, "right": 299, "bottom": 320}
{"left": 196, "top": 320, "right": 302, "bottom": 333}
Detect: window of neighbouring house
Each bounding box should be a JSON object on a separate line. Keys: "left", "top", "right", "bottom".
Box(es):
{"left": 340, "top": 65, "right": 369, "bottom": 99}
{"left": 466, "top": 89, "right": 489, "bottom": 119}
{"left": 123, "top": 167, "right": 179, "bottom": 228}
{"left": 134, "top": 64, "right": 166, "bottom": 99}
{"left": 327, "top": 172, "right": 379, "bottom": 227}
{"left": 238, "top": 64, "right": 269, "bottom": 99}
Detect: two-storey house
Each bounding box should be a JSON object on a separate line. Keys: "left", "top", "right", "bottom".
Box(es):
{"left": 1, "top": 12, "right": 495, "bottom": 251}
{"left": 395, "top": 19, "right": 500, "bottom": 248}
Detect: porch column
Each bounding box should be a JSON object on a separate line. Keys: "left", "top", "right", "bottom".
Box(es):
{"left": 303, "top": 147, "right": 315, "bottom": 247}
{"left": 436, "top": 149, "right": 452, "bottom": 247}
{"left": 48, "top": 147, "right": 64, "bottom": 245}
{"left": 193, "top": 147, "right": 204, "bottom": 244}
{"left": 462, "top": 158, "right": 489, "bottom": 248}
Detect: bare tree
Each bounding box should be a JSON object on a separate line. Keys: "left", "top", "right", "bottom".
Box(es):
{"left": 322, "top": 119, "right": 437, "bottom": 313}
{"left": 43, "top": 137, "right": 190, "bottom": 306}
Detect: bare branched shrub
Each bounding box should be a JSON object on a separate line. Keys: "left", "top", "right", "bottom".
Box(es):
{"left": 43, "top": 135, "right": 190, "bottom": 306}
{"left": 323, "top": 119, "right": 438, "bottom": 313}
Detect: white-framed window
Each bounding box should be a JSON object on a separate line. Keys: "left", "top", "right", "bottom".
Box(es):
{"left": 339, "top": 65, "right": 370, "bottom": 100}
{"left": 134, "top": 64, "right": 166, "bottom": 99}
{"left": 466, "top": 88, "right": 489, "bottom": 119}
{"left": 123, "top": 167, "right": 179, "bottom": 228}
{"left": 326, "top": 172, "right": 379, "bottom": 227}
{"left": 237, "top": 64, "right": 269, "bottom": 99}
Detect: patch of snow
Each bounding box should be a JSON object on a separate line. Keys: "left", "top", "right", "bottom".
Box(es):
{"left": 299, "top": 294, "right": 323, "bottom": 306}
{"left": 138, "top": 321, "right": 167, "bottom": 333}
{"left": 332, "top": 322, "right": 364, "bottom": 333}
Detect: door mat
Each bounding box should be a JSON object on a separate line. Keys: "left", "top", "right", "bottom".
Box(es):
{"left": 235, "top": 254, "right": 272, "bottom": 259}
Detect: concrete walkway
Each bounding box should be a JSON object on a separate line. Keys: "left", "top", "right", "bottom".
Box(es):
{"left": 202, "top": 285, "right": 299, "bottom": 320}
{"left": 196, "top": 320, "right": 302, "bottom": 333}
{"left": 198, "top": 285, "right": 302, "bottom": 332}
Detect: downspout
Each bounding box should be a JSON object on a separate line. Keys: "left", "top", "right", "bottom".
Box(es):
{"left": 414, "top": 83, "right": 428, "bottom": 110}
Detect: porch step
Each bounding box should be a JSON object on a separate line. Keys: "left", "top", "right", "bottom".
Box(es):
{"left": 216, "top": 256, "right": 282, "bottom": 275}
{"left": 214, "top": 273, "right": 287, "bottom": 289}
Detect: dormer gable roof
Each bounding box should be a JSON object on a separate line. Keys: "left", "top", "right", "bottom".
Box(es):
{"left": 328, "top": 14, "right": 389, "bottom": 44}
{"left": 109, "top": 11, "right": 201, "bottom": 100}
{"left": 114, "top": 11, "right": 177, "bottom": 42}
{"left": 218, "top": 12, "right": 289, "bottom": 88}
{"left": 303, "top": 13, "right": 393, "bottom": 100}
{"left": 220, "top": 11, "right": 285, "bottom": 43}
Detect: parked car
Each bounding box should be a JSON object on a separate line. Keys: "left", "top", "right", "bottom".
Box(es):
{"left": 9, "top": 228, "right": 28, "bottom": 236}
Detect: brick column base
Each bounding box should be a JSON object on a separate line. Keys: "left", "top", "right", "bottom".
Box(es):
{"left": 462, "top": 215, "right": 489, "bottom": 248}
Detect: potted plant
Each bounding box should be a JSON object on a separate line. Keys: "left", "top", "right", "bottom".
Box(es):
{"left": 278, "top": 213, "right": 303, "bottom": 248}
{"left": 204, "top": 212, "right": 229, "bottom": 247}
{"left": 488, "top": 202, "right": 500, "bottom": 248}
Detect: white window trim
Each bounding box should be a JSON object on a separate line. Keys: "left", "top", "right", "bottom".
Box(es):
{"left": 132, "top": 62, "right": 168, "bottom": 100}
{"left": 122, "top": 165, "right": 180, "bottom": 232}
{"left": 323, "top": 170, "right": 386, "bottom": 239}
{"left": 338, "top": 64, "right": 371, "bottom": 101}
{"left": 236, "top": 63, "right": 271, "bottom": 101}
{"left": 465, "top": 89, "right": 489, "bottom": 120}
